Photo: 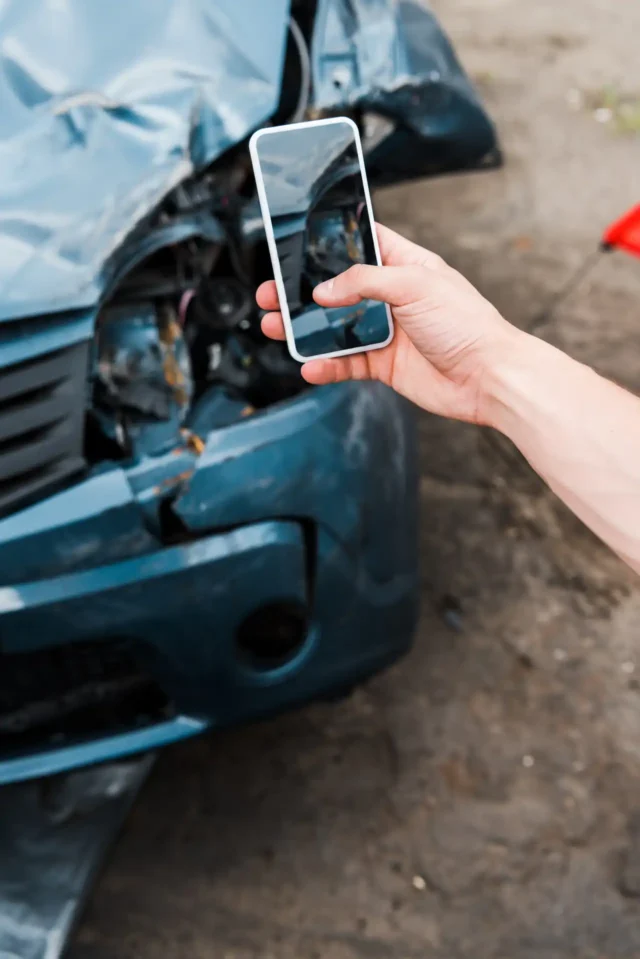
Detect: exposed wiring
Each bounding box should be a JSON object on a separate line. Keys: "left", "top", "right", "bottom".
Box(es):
{"left": 178, "top": 288, "right": 196, "bottom": 326}
{"left": 288, "top": 16, "right": 311, "bottom": 123}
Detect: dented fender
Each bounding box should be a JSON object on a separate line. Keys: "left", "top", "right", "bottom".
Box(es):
{"left": 174, "top": 381, "right": 416, "bottom": 581}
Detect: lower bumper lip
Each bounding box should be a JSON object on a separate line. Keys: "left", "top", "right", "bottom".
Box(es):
{"left": 0, "top": 716, "right": 207, "bottom": 786}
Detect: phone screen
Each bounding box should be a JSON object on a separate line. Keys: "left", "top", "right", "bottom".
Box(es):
{"left": 251, "top": 119, "right": 392, "bottom": 361}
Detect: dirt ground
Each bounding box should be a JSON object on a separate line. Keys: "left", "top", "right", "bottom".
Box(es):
{"left": 72, "top": 1, "right": 640, "bottom": 956}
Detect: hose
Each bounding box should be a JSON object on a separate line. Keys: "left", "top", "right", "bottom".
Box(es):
{"left": 288, "top": 15, "right": 311, "bottom": 123}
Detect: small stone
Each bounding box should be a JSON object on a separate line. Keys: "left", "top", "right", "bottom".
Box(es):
{"left": 412, "top": 875, "right": 427, "bottom": 891}
{"left": 622, "top": 661, "right": 635, "bottom": 674}
{"left": 522, "top": 754, "right": 535, "bottom": 768}
{"left": 553, "top": 648, "right": 568, "bottom": 662}
{"left": 572, "top": 760, "right": 585, "bottom": 773}
{"left": 439, "top": 594, "right": 464, "bottom": 632}
{"left": 594, "top": 107, "right": 613, "bottom": 123}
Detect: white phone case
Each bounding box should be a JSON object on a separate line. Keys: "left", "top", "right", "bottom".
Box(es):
{"left": 249, "top": 116, "right": 393, "bottom": 364}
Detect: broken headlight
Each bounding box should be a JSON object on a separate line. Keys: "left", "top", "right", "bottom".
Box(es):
{"left": 93, "top": 302, "right": 193, "bottom": 452}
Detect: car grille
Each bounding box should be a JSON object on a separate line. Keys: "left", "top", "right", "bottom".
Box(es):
{"left": 0, "top": 641, "right": 175, "bottom": 758}
{"left": 0, "top": 339, "right": 89, "bottom": 517}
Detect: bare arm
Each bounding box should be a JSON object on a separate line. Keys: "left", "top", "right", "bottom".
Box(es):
{"left": 485, "top": 333, "right": 640, "bottom": 574}
{"left": 257, "top": 224, "right": 640, "bottom": 574}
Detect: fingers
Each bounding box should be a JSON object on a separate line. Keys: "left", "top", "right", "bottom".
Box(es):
{"left": 256, "top": 284, "right": 284, "bottom": 340}
{"left": 301, "top": 354, "right": 368, "bottom": 385}
{"left": 302, "top": 348, "right": 372, "bottom": 384}
{"left": 313, "top": 262, "right": 429, "bottom": 309}
{"left": 258, "top": 229, "right": 445, "bottom": 311}
{"left": 375, "top": 222, "right": 446, "bottom": 271}
{"left": 256, "top": 280, "right": 279, "bottom": 312}
{"left": 260, "top": 311, "right": 286, "bottom": 340}
{"left": 301, "top": 359, "right": 349, "bottom": 385}
{"left": 260, "top": 314, "right": 372, "bottom": 384}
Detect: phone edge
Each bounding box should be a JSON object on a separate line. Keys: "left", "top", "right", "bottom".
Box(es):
{"left": 249, "top": 118, "right": 394, "bottom": 365}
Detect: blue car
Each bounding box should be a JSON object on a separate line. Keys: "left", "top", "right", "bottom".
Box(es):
{"left": 0, "top": 0, "right": 498, "bottom": 784}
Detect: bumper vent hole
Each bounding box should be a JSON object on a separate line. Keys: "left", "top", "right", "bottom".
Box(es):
{"left": 236, "top": 602, "right": 308, "bottom": 673}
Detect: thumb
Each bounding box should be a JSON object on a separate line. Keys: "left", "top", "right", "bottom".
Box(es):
{"left": 313, "top": 263, "right": 430, "bottom": 310}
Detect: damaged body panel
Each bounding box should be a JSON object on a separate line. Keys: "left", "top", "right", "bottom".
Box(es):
{"left": 311, "top": 0, "right": 499, "bottom": 181}
{"left": 0, "top": 756, "right": 154, "bottom": 958}
{"left": 0, "top": 0, "right": 499, "bottom": 785}
{"left": 0, "top": 381, "right": 418, "bottom": 784}
{"left": 0, "top": 0, "right": 290, "bottom": 321}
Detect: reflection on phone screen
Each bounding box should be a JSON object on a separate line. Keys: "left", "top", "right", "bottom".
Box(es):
{"left": 255, "top": 121, "right": 391, "bottom": 358}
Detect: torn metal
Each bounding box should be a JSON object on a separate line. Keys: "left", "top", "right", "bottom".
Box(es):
{"left": 0, "top": 756, "right": 153, "bottom": 959}
{"left": 311, "top": 0, "right": 499, "bottom": 181}
{"left": 0, "top": 0, "right": 289, "bottom": 321}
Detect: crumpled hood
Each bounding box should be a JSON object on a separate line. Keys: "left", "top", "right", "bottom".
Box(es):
{"left": 0, "top": 0, "right": 289, "bottom": 322}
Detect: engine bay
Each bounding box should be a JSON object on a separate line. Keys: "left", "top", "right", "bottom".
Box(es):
{"left": 89, "top": 161, "right": 307, "bottom": 463}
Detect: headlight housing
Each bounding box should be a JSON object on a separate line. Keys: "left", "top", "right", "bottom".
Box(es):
{"left": 93, "top": 302, "right": 193, "bottom": 455}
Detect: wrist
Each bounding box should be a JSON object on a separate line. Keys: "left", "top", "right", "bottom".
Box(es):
{"left": 478, "top": 329, "right": 566, "bottom": 434}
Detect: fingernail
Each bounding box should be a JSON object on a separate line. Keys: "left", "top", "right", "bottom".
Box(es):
{"left": 315, "top": 278, "right": 334, "bottom": 297}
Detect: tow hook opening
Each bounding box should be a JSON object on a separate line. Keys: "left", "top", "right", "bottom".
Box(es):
{"left": 235, "top": 601, "right": 309, "bottom": 673}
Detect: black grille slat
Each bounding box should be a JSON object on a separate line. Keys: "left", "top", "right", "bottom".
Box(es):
{"left": 0, "top": 392, "right": 69, "bottom": 446}
{"left": 0, "top": 641, "right": 175, "bottom": 757}
{"left": 0, "top": 339, "right": 88, "bottom": 517}
{"left": 0, "top": 350, "right": 68, "bottom": 404}
{"left": 0, "top": 418, "right": 74, "bottom": 482}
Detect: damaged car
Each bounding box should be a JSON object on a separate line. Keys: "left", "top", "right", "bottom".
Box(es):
{"left": 0, "top": 0, "right": 499, "bottom": 783}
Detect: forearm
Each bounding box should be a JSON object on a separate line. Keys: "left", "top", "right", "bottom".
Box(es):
{"left": 485, "top": 331, "right": 640, "bottom": 574}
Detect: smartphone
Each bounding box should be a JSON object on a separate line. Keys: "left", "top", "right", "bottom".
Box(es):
{"left": 250, "top": 117, "right": 393, "bottom": 363}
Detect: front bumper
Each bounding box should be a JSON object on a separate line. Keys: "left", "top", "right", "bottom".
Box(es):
{"left": 0, "top": 382, "right": 419, "bottom": 784}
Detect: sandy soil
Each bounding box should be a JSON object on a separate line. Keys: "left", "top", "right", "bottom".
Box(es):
{"left": 72, "top": 2, "right": 640, "bottom": 956}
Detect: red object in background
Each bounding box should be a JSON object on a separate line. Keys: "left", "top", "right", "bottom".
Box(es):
{"left": 602, "top": 204, "right": 640, "bottom": 257}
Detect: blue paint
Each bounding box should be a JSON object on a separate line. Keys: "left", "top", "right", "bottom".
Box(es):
{"left": 0, "top": 311, "right": 94, "bottom": 369}
{"left": 0, "top": 0, "right": 290, "bottom": 321}
{"left": 0, "top": 0, "right": 504, "bottom": 783}
{"left": 0, "top": 718, "right": 208, "bottom": 786}
{"left": 0, "top": 382, "right": 419, "bottom": 783}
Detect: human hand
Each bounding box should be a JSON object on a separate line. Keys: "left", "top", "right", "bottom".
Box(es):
{"left": 256, "top": 223, "right": 524, "bottom": 425}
